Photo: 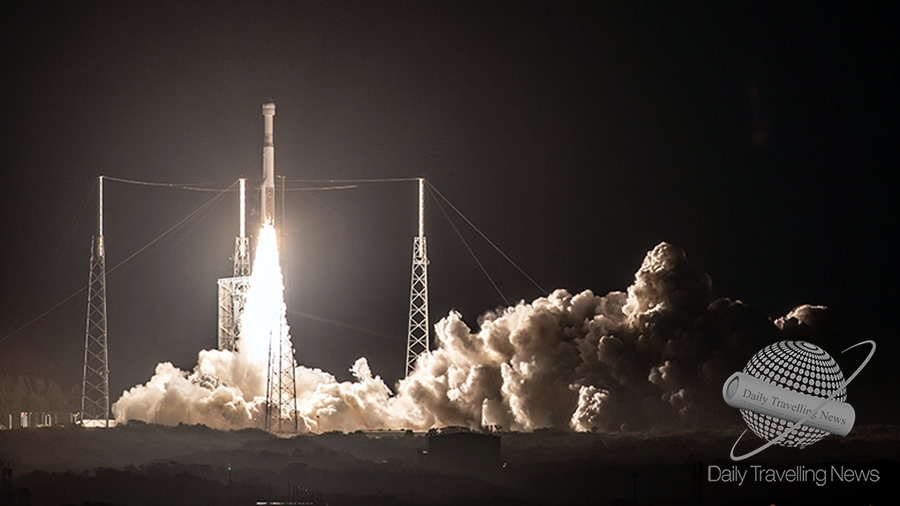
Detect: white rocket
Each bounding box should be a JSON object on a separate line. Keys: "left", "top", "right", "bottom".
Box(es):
{"left": 261, "top": 101, "right": 276, "bottom": 226}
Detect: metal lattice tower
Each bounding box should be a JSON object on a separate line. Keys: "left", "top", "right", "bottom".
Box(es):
{"left": 234, "top": 178, "right": 251, "bottom": 277}
{"left": 218, "top": 178, "right": 250, "bottom": 352}
{"left": 81, "top": 176, "right": 110, "bottom": 427}
{"left": 265, "top": 320, "right": 298, "bottom": 433}
{"left": 406, "top": 178, "right": 430, "bottom": 376}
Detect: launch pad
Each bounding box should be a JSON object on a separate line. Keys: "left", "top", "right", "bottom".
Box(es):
{"left": 78, "top": 101, "right": 438, "bottom": 433}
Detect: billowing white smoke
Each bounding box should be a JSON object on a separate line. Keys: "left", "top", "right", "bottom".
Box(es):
{"left": 114, "top": 225, "right": 411, "bottom": 432}
{"left": 396, "top": 242, "right": 778, "bottom": 432}
{"left": 113, "top": 225, "right": 279, "bottom": 429}
{"left": 114, "top": 238, "right": 809, "bottom": 433}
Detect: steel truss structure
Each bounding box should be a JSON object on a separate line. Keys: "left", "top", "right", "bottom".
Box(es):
{"left": 265, "top": 321, "right": 298, "bottom": 433}
{"left": 406, "top": 178, "right": 430, "bottom": 376}
{"left": 81, "top": 177, "right": 110, "bottom": 427}
{"left": 218, "top": 179, "right": 251, "bottom": 352}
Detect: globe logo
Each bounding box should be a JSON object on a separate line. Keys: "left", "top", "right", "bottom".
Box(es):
{"left": 740, "top": 341, "right": 846, "bottom": 448}
{"left": 723, "top": 339, "right": 875, "bottom": 461}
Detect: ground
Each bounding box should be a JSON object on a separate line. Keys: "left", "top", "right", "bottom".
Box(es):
{"left": 1, "top": 422, "right": 897, "bottom": 505}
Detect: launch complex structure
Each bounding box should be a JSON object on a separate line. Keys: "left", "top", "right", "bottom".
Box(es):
{"left": 79, "top": 102, "right": 432, "bottom": 431}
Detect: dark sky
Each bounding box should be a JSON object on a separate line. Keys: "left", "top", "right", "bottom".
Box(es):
{"left": 1, "top": 2, "right": 895, "bottom": 403}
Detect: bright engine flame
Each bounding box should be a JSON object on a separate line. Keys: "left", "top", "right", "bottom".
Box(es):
{"left": 241, "top": 224, "right": 292, "bottom": 366}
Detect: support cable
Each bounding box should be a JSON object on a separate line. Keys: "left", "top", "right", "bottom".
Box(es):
{"left": 1, "top": 174, "right": 546, "bottom": 346}
{"left": 428, "top": 184, "right": 511, "bottom": 307}
{"left": 0, "top": 288, "right": 87, "bottom": 346}
{"left": 106, "top": 175, "right": 357, "bottom": 192}
{"left": 102, "top": 176, "right": 233, "bottom": 192}
{"left": 291, "top": 310, "right": 402, "bottom": 341}
{"left": 293, "top": 189, "right": 349, "bottom": 224}
{"left": 17, "top": 179, "right": 95, "bottom": 317}
{"left": 426, "top": 180, "right": 547, "bottom": 295}
{"left": 0, "top": 180, "right": 235, "bottom": 346}
{"left": 105, "top": 180, "right": 236, "bottom": 277}
{"left": 289, "top": 177, "right": 421, "bottom": 184}
{"left": 284, "top": 185, "right": 359, "bottom": 192}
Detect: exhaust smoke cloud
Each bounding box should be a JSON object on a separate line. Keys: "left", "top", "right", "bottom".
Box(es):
{"left": 114, "top": 237, "right": 812, "bottom": 433}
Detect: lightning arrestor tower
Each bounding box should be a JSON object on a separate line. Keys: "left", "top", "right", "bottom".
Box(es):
{"left": 405, "top": 178, "right": 430, "bottom": 376}
{"left": 81, "top": 176, "right": 111, "bottom": 427}
{"left": 217, "top": 178, "right": 251, "bottom": 351}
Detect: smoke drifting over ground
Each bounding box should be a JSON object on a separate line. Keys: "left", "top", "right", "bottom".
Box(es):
{"left": 115, "top": 239, "right": 814, "bottom": 433}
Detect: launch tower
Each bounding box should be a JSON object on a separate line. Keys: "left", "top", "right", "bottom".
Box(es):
{"left": 265, "top": 318, "right": 298, "bottom": 433}
{"left": 217, "top": 178, "right": 251, "bottom": 351}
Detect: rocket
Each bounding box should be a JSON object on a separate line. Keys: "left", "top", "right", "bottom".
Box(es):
{"left": 261, "top": 101, "right": 276, "bottom": 226}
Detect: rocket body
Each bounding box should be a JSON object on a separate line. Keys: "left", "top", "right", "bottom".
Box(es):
{"left": 261, "top": 102, "right": 276, "bottom": 225}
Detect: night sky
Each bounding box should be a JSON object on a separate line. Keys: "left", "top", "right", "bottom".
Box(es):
{"left": 1, "top": 2, "right": 895, "bottom": 415}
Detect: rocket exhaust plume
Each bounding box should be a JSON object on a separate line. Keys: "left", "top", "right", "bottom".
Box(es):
{"left": 241, "top": 224, "right": 288, "bottom": 366}
{"left": 113, "top": 224, "right": 292, "bottom": 429}
{"left": 114, "top": 241, "right": 830, "bottom": 433}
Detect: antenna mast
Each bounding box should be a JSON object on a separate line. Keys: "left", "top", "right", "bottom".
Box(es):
{"left": 235, "top": 178, "right": 250, "bottom": 276}
{"left": 81, "top": 175, "right": 111, "bottom": 427}
{"left": 405, "top": 178, "right": 430, "bottom": 376}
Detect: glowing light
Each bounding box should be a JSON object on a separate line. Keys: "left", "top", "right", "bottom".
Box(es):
{"left": 241, "top": 224, "right": 291, "bottom": 367}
